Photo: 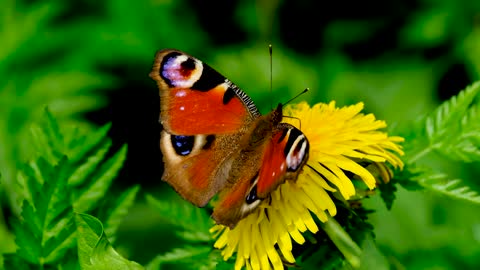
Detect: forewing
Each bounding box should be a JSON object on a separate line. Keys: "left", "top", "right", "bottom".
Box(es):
{"left": 150, "top": 49, "right": 260, "bottom": 135}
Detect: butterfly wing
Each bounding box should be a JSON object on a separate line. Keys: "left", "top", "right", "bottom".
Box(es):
{"left": 150, "top": 49, "right": 260, "bottom": 135}
{"left": 212, "top": 123, "right": 310, "bottom": 228}
{"left": 150, "top": 49, "right": 261, "bottom": 206}
{"left": 257, "top": 123, "right": 310, "bottom": 196}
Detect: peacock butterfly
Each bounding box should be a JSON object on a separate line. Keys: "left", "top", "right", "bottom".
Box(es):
{"left": 149, "top": 49, "right": 309, "bottom": 228}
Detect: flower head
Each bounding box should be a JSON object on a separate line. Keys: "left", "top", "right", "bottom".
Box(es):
{"left": 210, "top": 101, "right": 404, "bottom": 270}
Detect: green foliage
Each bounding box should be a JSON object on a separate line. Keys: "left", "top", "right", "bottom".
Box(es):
{"left": 2, "top": 110, "right": 137, "bottom": 269}
{"left": 98, "top": 185, "right": 140, "bottom": 244}
{"left": 422, "top": 81, "right": 480, "bottom": 162}
{"left": 397, "top": 167, "right": 480, "bottom": 204}
{"left": 75, "top": 213, "right": 143, "bottom": 270}
{"left": 294, "top": 201, "right": 375, "bottom": 270}
{"left": 0, "top": 0, "right": 113, "bottom": 214}
{"left": 6, "top": 157, "right": 75, "bottom": 267}
{"left": 145, "top": 195, "right": 219, "bottom": 269}
{"left": 146, "top": 195, "right": 212, "bottom": 242}
{"left": 399, "top": 82, "right": 480, "bottom": 204}
{"left": 378, "top": 178, "right": 398, "bottom": 210}
{"left": 1, "top": 0, "right": 480, "bottom": 269}
{"left": 146, "top": 247, "right": 214, "bottom": 270}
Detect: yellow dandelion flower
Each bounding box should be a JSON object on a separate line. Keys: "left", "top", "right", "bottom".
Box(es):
{"left": 210, "top": 101, "right": 404, "bottom": 270}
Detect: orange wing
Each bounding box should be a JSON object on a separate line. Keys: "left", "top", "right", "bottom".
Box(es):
{"left": 257, "top": 124, "right": 310, "bottom": 196}
{"left": 212, "top": 123, "right": 309, "bottom": 228}
{"left": 150, "top": 49, "right": 260, "bottom": 135}
{"left": 151, "top": 49, "right": 262, "bottom": 207}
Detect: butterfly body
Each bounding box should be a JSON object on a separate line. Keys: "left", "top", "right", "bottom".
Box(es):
{"left": 150, "top": 49, "right": 309, "bottom": 228}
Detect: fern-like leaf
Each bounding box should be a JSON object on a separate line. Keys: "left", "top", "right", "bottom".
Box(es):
{"left": 72, "top": 145, "right": 128, "bottom": 213}
{"left": 417, "top": 172, "right": 480, "bottom": 203}
{"left": 67, "top": 124, "right": 113, "bottom": 186}
{"left": 29, "top": 109, "right": 129, "bottom": 214}
{"left": 146, "top": 195, "right": 212, "bottom": 242}
{"left": 396, "top": 164, "right": 480, "bottom": 204}
{"left": 442, "top": 104, "right": 480, "bottom": 162}
{"left": 400, "top": 82, "right": 480, "bottom": 204}
{"left": 67, "top": 123, "right": 112, "bottom": 164}
{"left": 418, "top": 81, "right": 480, "bottom": 163}
{"left": 99, "top": 185, "right": 141, "bottom": 243}
{"left": 145, "top": 246, "right": 224, "bottom": 270}
{"left": 10, "top": 156, "right": 76, "bottom": 265}
{"left": 30, "top": 109, "right": 114, "bottom": 170}
{"left": 0, "top": 0, "right": 113, "bottom": 214}
{"left": 3, "top": 109, "right": 136, "bottom": 268}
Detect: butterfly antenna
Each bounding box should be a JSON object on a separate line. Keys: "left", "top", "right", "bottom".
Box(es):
{"left": 269, "top": 44, "right": 273, "bottom": 109}
{"left": 282, "top": 88, "right": 309, "bottom": 106}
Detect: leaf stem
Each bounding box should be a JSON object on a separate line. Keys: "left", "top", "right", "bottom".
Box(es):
{"left": 321, "top": 216, "right": 362, "bottom": 269}
{"left": 407, "top": 145, "right": 434, "bottom": 164}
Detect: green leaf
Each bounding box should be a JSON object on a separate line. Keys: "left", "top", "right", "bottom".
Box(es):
{"left": 67, "top": 123, "right": 112, "bottom": 165}
{"left": 146, "top": 195, "right": 212, "bottom": 242}
{"left": 398, "top": 82, "right": 480, "bottom": 205}
{"left": 427, "top": 83, "right": 479, "bottom": 142}
{"left": 11, "top": 156, "right": 76, "bottom": 265}
{"left": 2, "top": 253, "right": 33, "bottom": 270}
{"left": 0, "top": 0, "right": 113, "bottom": 214}
{"left": 4, "top": 109, "right": 135, "bottom": 268}
{"left": 396, "top": 163, "right": 480, "bottom": 204}
{"left": 441, "top": 105, "right": 480, "bottom": 162}
{"left": 99, "top": 185, "right": 141, "bottom": 243}
{"left": 67, "top": 139, "right": 112, "bottom": 186}
{"left": 30, "top": 108, "right": 64, "bottom": 164}
{"left": 31, "top": 110, "right": 113, "bottom": 171}
{"left": 73, "top": 145, "right": 128, "bottom": 213}
{"left": 408, "top": 81, "right": 480, "bottom": 163}
{"left": 416, "top": 172, "right": 480, "bottom": 204}
{"left": 145, "top": 246, "right": 214, "bottom": 270}
{"left": 378, "top": 179, "right": 397, "bottom": 210}
{"left": 391, "top": 165, "right": 423, "bottom": 191}
{"left": 75, "top": 213, "right": 143, "bottom": 270}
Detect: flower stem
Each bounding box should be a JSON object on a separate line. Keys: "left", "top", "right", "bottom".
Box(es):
{"left": 321, "top": 217, "right": 362, "bottom": 269}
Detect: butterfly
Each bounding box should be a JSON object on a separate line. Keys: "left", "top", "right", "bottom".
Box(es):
{"left": 150, "top": 49, "right": 309, "bottom": 228}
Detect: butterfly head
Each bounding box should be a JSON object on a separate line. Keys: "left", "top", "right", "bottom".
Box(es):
{"left": 271, "top": 103, "right": 283, "bottom": 125}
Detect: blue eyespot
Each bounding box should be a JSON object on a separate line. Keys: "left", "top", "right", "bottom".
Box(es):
{"left": 171, "top": 135, "right": 194, "bottom": 156}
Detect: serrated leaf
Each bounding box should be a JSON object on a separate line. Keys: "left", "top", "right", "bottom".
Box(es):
{"left": 68, "top": 123, "right": 112, "bottom": 164}
{"left": 0, "top": 0, "right": 113, "bottom": 216}
{"left": 29, "top": 108, "right": 65, "bottom": 164}
{"left": 417, "top": 173, "right": 480, "bottom": 204}
{"left": 145, "top": 246, "right": 212, "bottom": 270}
{"left": 101, "top": 185, "right": 140, "bottom": 243}
{"left": 378, "top": 180, "right": 397, "bottom": 210}
{"left": 73, "top": 145, "right": 127, "bottom": 212}
{"left": 419, "top": 81, "right": 480, "bottom": 163}
{"left": 12, "top": 156, "right": 76, "bottom": 265}
{"left": 75, "top": 213, "right": 143, "bottom": 270}
{"left": 31, "top": 111, "right": 113, "bottom": 170}
{"left": 146, "top": 194, "right": 211, "bottom": 242}
{"left": 67, "top": 139, "right": 112, "bottom": 186}
{"left": 442, "top": 105, "right": 480, "bottom": 162}
{"left": 391, "top": 166, "right": 424, "bottom": 191}
{"left": 30, "top": 124, "right": 57, "bottom": 165}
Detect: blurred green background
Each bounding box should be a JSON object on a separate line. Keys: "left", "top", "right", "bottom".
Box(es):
{"left": 1, "top": 0, "right": 480, "bottom": 269}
